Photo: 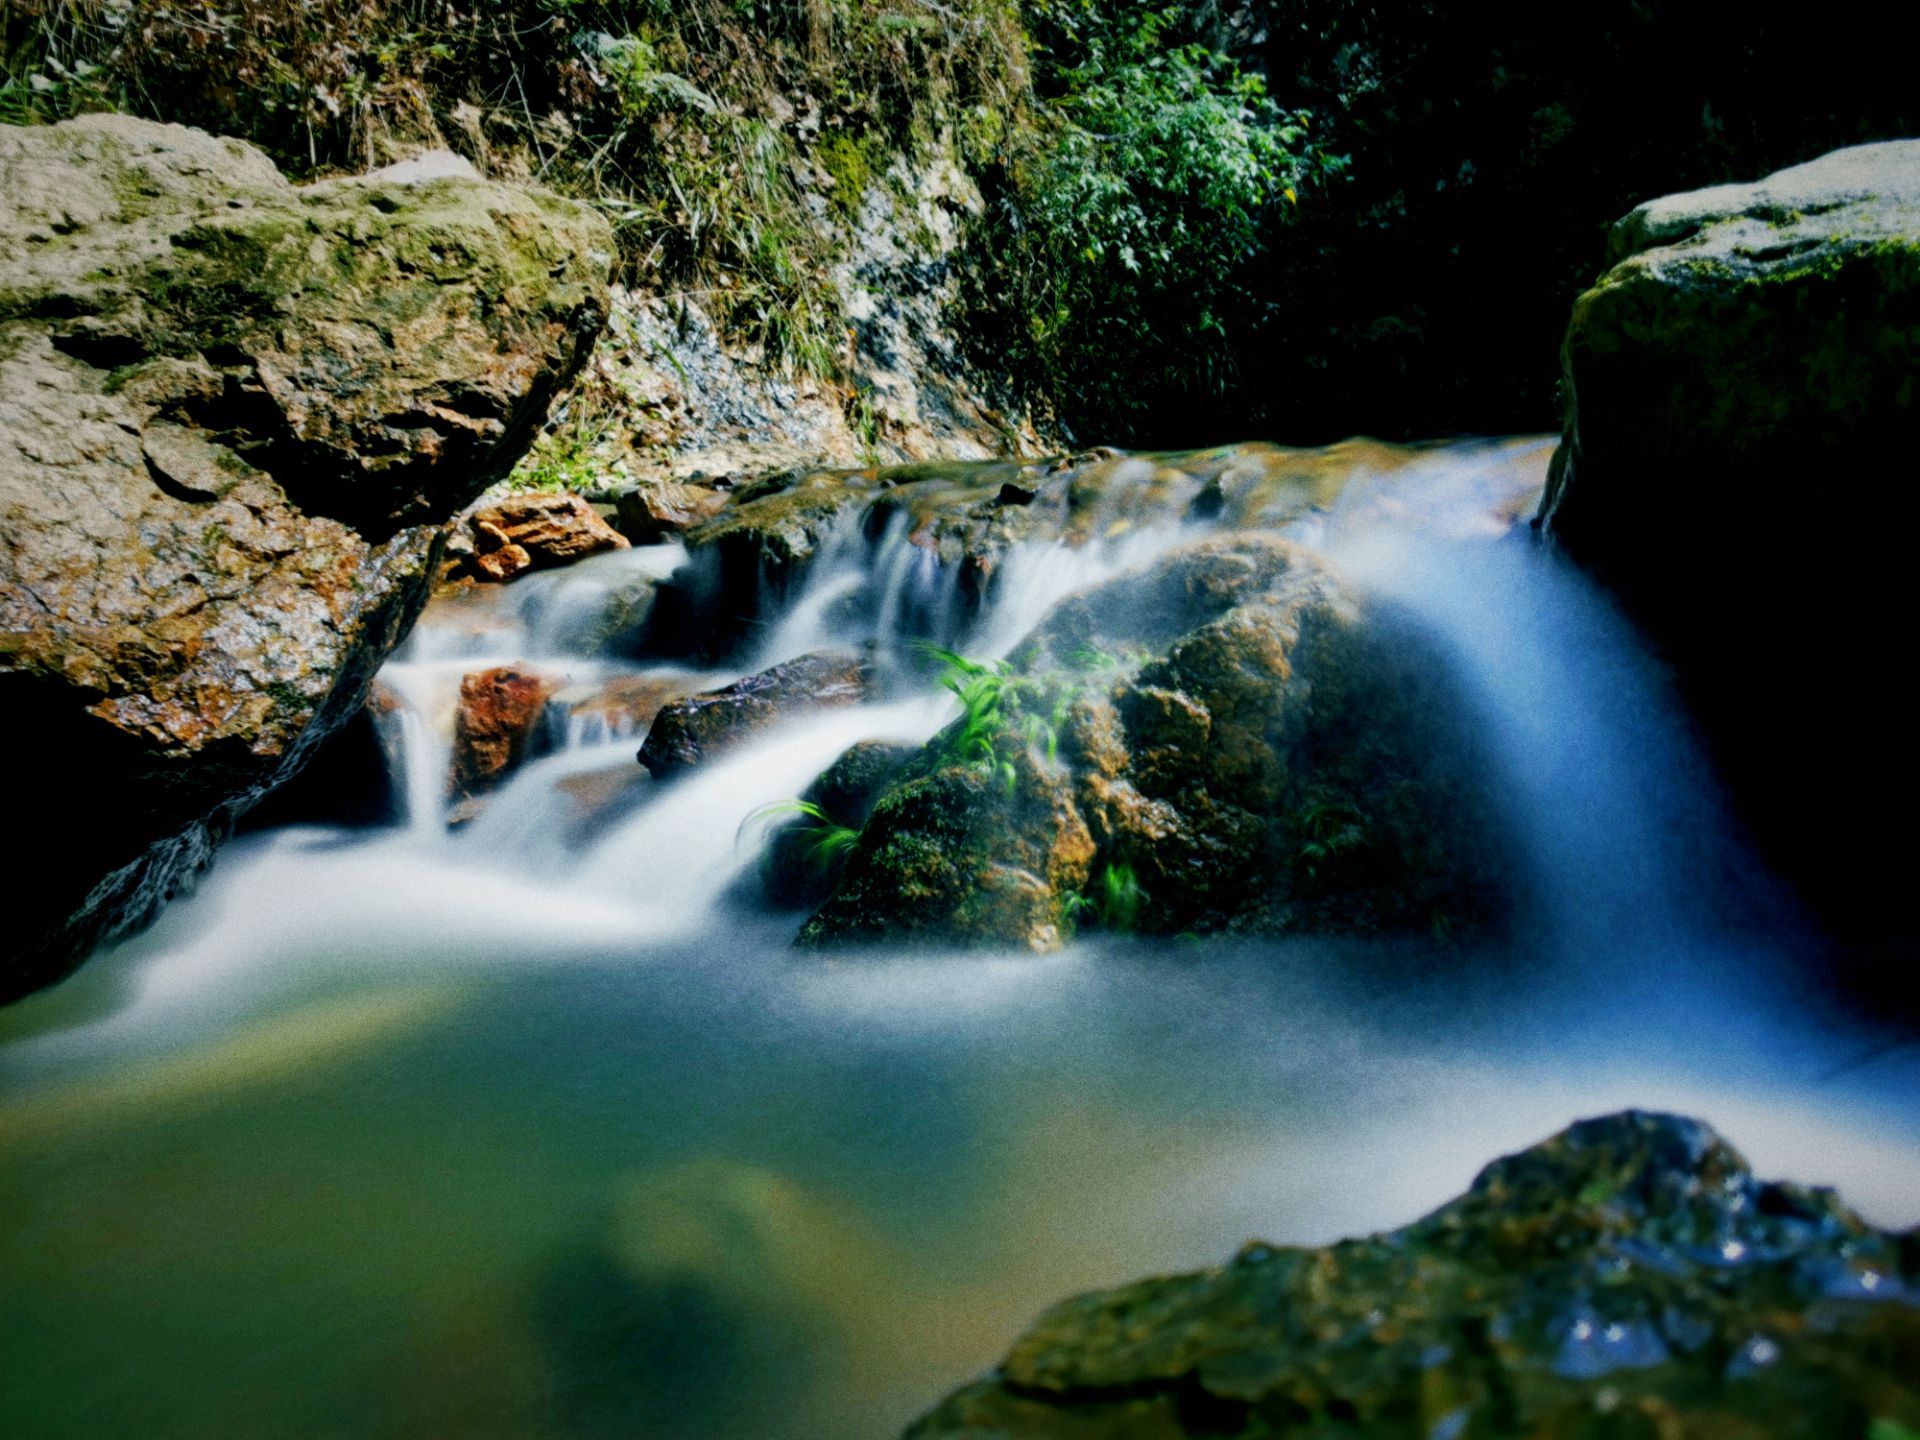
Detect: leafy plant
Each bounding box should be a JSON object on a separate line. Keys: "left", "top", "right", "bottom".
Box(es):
{"left": 968, "top": 1, "right": 1346, "bottom": 439}
{"left": 918, "top": 642, "right": 1078, "bottom": 790}
{"left": 1295, "top": 796, "right": 1367, "bottom": 882}
{"left": 737, "top": 798, "right": 860, "bottom": 871}
{"left": 1062, "top": 860, "right": 1147, "bottom": 935}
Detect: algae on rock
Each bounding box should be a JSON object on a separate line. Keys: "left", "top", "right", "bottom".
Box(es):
{"left": 908, "top": 1110, "right": 1920, "bottom": 1439}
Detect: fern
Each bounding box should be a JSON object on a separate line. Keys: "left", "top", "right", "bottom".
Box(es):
{"left": 738, "top": 799, "right": 860, "bottom": 870}
{"left": 1062, "top": 861, "right": 1147, "bottom": 936}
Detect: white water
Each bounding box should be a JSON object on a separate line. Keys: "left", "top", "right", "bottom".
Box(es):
{"left": 2, "top": 440, "right": 1914, "bottom": 1440}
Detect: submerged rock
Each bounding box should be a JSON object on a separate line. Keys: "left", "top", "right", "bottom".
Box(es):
{"left": 0, "top": 115, "right": 611, "bottom": 997}
{"left": 637, "top": 651, "right": 871, "bottom": 780}
{"left": 799, "top": 535, "right": 1510, "bottom": 951}
{"left": 468, "top": 491, "right": 628, "bottom": 580}
{"left": 449, "top": 667, "right": 560, "bottom": 807}
{"left": 908, "top": 1110, "right": 1920, "bottom": 1439}
{"left": 1537, "top": 141, "right": 1920, "bottom": 947}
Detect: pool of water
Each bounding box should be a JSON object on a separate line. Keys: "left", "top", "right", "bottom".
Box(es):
{"left": 3, "top": 830, "right": 1916, "bottom": 1440}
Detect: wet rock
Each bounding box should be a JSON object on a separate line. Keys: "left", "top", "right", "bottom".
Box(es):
{"left": 907, "top": 1110, "right": 1920, "bottom": 1439}
{"left": 472, "top": 539, "right": 533, "bottom": 583}
{"left": 760, "top": 739, "right": 919, "bottom": 908}
{"left": 469, "top": 492, "right": 628, "bottom": 578}
{"left": 638, "top": 651, "right": 870, "bottom": 780}
{"left": 615, "top": 480, "right": 729, "bottom": 543}
{"left": 682, "top": 437, "right": 1549, "bottom": 641}
{"left": 449, "top": 667, "right": 561, "bottom": 805}
{"left": 799, "top": 535, "right": 1510, "bottom": 951}
{"left": 1537, "top": 141, "right": 1920, "bottom": 949}
{"left": 0, "top": 115, "right": 611, "bottom": 999}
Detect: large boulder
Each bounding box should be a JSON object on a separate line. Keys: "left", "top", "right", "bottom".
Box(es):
{"left": 1537, "top": 141, "right": 1920, "bottom": 945}
{"left": 0, "top": 115, "right": 611, "bottom": 999}
{"left": 798, "top": 535, "right": 1512, "bottom": 951}
{"left": 908, "top": 1110, "right": 1920, "bottom": 1439}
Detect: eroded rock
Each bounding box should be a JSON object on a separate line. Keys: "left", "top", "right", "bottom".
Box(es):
{"left": 908, "top": 1110, "right": 1920, "bottom": 1439}
{"left": 0, "top": 115, "right": 611, "bottom": 996}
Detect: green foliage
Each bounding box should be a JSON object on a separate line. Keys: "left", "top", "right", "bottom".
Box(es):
{"left": 1295, "top": 796, "right": 1367, "bottom": 883}
{"left": 0, "top": 0, "right": 1029, "bottom": 378}
{"left": 970, "top": 1, "right": 1345, "bottom": 437}
{"left": 919, "top": 642, "right": 1077, "bottom": 789}
{"left": 738, "top": 798, "right": 861, "bottom": 870}
{"left": 1061, "top": 860, "right": 1146, "bottom": 935}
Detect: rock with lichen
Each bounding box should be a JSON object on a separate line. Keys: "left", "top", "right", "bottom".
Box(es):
{"left": 0, "top": 114, "right": 611, "bottom": 999}
{"left": 1536, "top": 140, "right": 1920, "bottom": 946}
{"left": 907, "top": 1109, "right": 1920, "bottom": 1439}
{"left": 797, "top": 534, "right": 1512, "bottom": 951}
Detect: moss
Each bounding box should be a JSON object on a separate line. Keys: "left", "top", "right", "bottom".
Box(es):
{"left": 817, "top": 131, "right": 887, "bottom": 221}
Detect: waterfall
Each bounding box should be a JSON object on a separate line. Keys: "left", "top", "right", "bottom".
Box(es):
{"left": 7, "top": 439, "right": 1914, "bottom": 1440}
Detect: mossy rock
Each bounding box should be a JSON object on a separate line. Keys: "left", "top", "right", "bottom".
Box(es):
{"left": 0, "top": 115, "right": 612, "bottom": 999}
{"left": 1538, "top": 140, "right": 1920, "bottom": 951}
{"left": 907, "top": 1110, "right": 1920, "bottom": 1438}
{"left": 795, "top": 534, "right": 1514, "bottom": 952}
{"left": 683, "top": 437, "right": 1548, "bottom": 648}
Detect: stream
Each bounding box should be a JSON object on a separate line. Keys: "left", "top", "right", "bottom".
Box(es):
{"left": 4, "top": 439, "right": 1917, "bottom": 1440}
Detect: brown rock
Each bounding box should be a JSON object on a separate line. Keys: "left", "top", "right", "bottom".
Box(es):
{"left": 615, "top": 481, "right": 730, "bottom": 543}
{"left": 449, "top": 667, "right": 560, "bottom": 803}
{"left": 638, "top": 652, "right": 870, "bottom": 780}
{"left": 472, "top": 543, "right": 533, "bottom": 583}
{"left": 0, "top": 115, "right": 613, "bottom": 1000}
{"left": 470, "top": 492, "right": 628, "bottom": 577}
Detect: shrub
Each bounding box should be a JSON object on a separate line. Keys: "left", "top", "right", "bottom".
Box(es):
{"left": 968, "top": 2, "right": 1345, "bottom": 441}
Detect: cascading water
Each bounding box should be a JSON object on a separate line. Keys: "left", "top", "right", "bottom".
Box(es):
{"left": 3, "top": 440, "right": 1916, "bottom": 1440}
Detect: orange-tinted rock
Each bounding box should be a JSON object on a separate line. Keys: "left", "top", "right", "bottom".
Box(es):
{"left": 472, "top": 542, "right": 532, "bottom": 582}
{"left": 450, "top": 667, "right": 560, "bottom": 803}
{"left": 470, "top": 493, "right": 628, "bottom": 577}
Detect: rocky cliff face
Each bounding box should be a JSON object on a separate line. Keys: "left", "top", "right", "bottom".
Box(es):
{"left": 1537, "top": 141, "right": 1920, "bottom": 952}
{"left": 0, "top": 115, "right": 611, "bottom": 1000}
{"left": 908, "top": 1110, "right": 1920, "bottom": 1439}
